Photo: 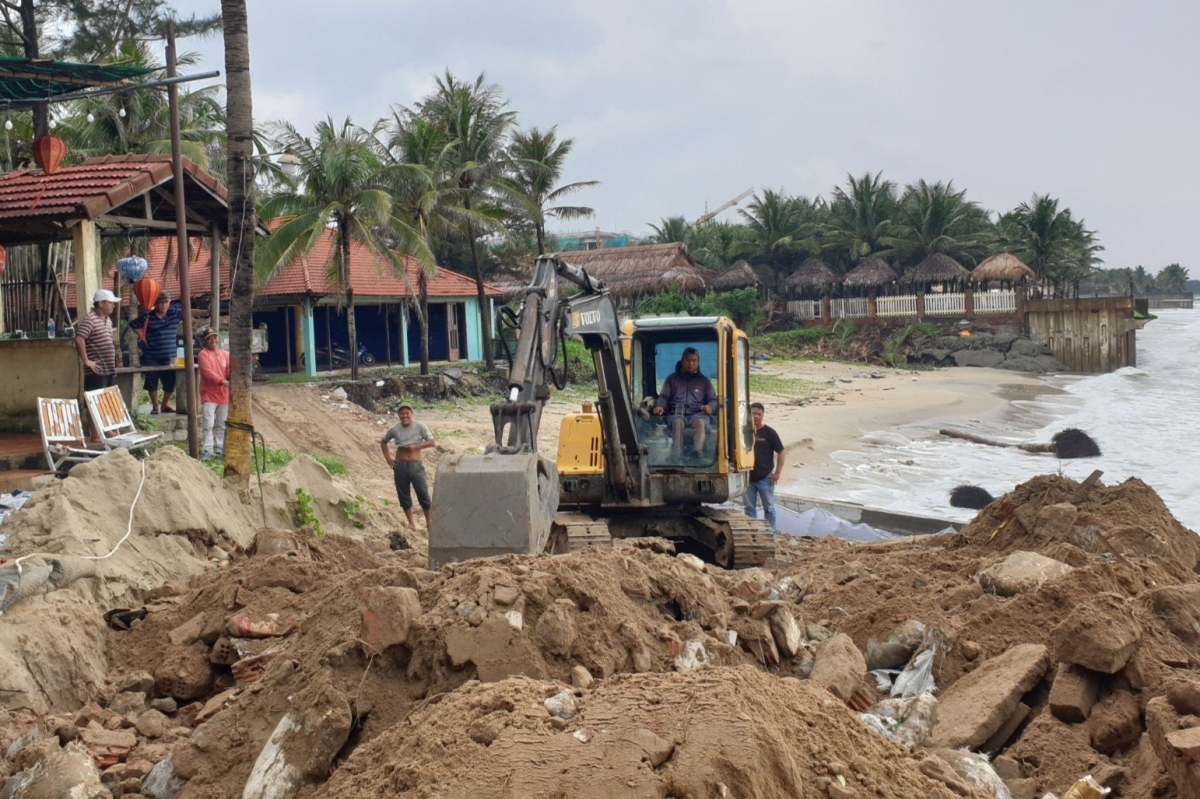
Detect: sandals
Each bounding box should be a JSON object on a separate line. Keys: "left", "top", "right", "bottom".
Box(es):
{"left": 161, "top": 404, "right": 176, "bottom": 414}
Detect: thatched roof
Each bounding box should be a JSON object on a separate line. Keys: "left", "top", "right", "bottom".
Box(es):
{"left": 972, "top": 252, "right": 1035, "bottom": 285}
{"left": 711, "top": 260, "right": 762, "bottom": 291}
{"left": 544, "top": 242, "right": 709, "bottom": 298}
{"left": 784, "top": 259, "right": 841, "bottom": 294}
{"left": 901, "top": 253, "right": 971, "bottom": 285}
{"left": 842, "top": 256, "right": 899, "bottom": 289}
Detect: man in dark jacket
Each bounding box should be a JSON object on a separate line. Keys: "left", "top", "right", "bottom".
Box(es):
{"left": 653, "top": 347, "right": 717, "bottom": 457}
{"left": 130, "top": 293, "right": 182, "bottom": 414}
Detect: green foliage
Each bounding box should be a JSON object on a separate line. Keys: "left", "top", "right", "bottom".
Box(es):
{"left": 1155, "top": 263, "right": 1190, "bottom": 293}
{"left": 340, "top": 495, "right": 366, "bottom": 529}
{"left": 993, "top": 194, "right": 1103, "bottom": 291}
{"left": 748, "top": 373, "right": 819, "bottom": 399}
{"left": 293, "top": 487, "right": 323, "bottom": 536}
{"left": 314, "top": 454, "right": 348, "bottom": 476}
{"left": 882, "top": 324, "right": 923, "bottom": 368}
{"left": 633, "top": 287, "right": 761, "bottom": 330}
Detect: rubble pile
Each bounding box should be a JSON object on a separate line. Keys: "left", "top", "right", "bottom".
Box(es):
{"left": 3, "top": 471, "right": 1200, "bottom": 798}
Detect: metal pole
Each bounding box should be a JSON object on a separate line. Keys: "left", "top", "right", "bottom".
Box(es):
{"left": 167, "top": 24, "right": 200, "bottom": 458}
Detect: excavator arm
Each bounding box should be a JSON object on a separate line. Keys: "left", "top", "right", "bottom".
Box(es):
{"left": 429, "top": 255, "right": 645, "bottom": 566}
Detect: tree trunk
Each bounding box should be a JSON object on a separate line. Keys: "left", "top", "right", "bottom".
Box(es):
{"left": 343, "top": 234, "right": 359, "bottom": 381}
{"left": 419, "top": 275, "right": 430, "bottom": 376}
{"left": 463, "top": 201, "right": 495, "bottom": 369}
{"left": 221, "top": 0, "right": 256, "bottom": 485}
{"left": 536, "top": 222, "right": 545, "bottom": 256}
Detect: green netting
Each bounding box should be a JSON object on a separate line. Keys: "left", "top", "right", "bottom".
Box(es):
{"left": 0, "top": 57, "right": 156, "bottom": 102}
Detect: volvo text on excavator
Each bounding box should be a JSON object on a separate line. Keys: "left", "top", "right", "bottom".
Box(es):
{"left": 429, "top": 255, "right": 773, "bottom": 569}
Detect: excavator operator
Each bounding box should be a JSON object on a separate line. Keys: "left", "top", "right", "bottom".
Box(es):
{"left": 653, "top": 347, "right": 717, "bottom": 458}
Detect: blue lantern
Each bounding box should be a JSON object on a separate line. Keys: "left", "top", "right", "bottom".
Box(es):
{"left": 116, "top": 255, "right": 148, "bottom": 281}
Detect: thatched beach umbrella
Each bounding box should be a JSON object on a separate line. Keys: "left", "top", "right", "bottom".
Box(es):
{"left": 972, "top": 253, "right": 1035, "bottom": 287}
{"left": 842, "top": 256, "right": 899, "bottom": 292}
{"left": 784, "top": 258, "right": 840, "bottom": 298}
{"left": 711, "top": 260, "right": 763, "bottom": 292}
{"left": 901, "top": 253, "right": 971, "bottom": 286}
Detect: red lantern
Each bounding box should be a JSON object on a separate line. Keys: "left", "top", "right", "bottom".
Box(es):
{"left": 0, "top": 245, "right": 6, "bottom": 277}
{"left": 134, "top": 276, "right": 161, "bottom": 309}
{"left": 31, "top": 135, "right": 67, "bottom": 175}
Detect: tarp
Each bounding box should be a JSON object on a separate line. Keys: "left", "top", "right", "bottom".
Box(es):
{"left": 0, "top": 56, "right": 155, "bottom": 103}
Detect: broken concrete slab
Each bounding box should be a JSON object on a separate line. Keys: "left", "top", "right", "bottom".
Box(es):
{"left": 444, "top": 616, "right": 548, "bottom": 682}
{"left": 359, "top": 586, "right": 421, "bottom": 652}
{"left": 1146, "top": 696, "right": 1200, "bottom": 799}
{"left": 1052, "top": 593, "right": 1142, "bottom": 674}
{"left": 929, "top": 643, "right": 1051, "bottom": 749}
{"left": 1049, "top": 664, "right": 1100, "bottom": 723}
{"left": 982, "top": 701, "right": 1030, "bottom": 753}
{"left": 977, "top": 550, "right": 1073, "bottom": 597}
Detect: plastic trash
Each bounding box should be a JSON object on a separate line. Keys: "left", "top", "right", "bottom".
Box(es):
{"left": 870, "top": 669, "right": 899, "bottom": 693}
{"left": 674, "top": 640, "right": 711, "bottom": 673}
{"left": 858, "top": 692, "right": 938, "bottom": 750}
{"left": 1062, "top": 776, "right": 1110, "bottom": 799}
{"left": 892, "top": 647, "right": 937, "bottom": 698}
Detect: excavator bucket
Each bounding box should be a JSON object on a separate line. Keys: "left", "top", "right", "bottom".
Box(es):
{"left": 429, "top": 451, "right": 560, "bottom": 568}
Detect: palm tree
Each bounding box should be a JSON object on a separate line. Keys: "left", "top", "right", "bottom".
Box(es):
{"left": 505, "top": 126, "right": 597, "bottom": 254}
{"left": 737, "top": 189, "right": 820, "bottom": 293}
{"left": 221, "top": 0, "right": 255, "bottom": 483}
{"left": 882, "top": 180, "right": 991, "bottom": 270}
{"left": 825, "top": 172, "right": 898, "bottom": 262}
{"left": 648, "top": 216, "right": 692, "bottom": 243}
{"left": 688, "top": 220, "right": 753, "bottom": 269}
{"left": 1156, "top": 263, "right": 1190, "bottom": 293}
{"left": 996, "top": 194, "right": 1103, "bottom": 295}
{"left": 416, "top": 71, "right": 515, "bottom": 370}
{"left": 58, "top": 39, "right": 225, "bottom": 168}
{"left": 257, "top": 117, "right": 433, "bottom": 381}
{"left": 382, "top": 109, "right": 484, "bottom": 375}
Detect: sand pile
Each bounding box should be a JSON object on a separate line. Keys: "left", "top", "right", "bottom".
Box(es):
{"left": 256, "top": 454, "right": 392, "bottom": 538}
{"left": 6, "top": 471, "right": 1200, "bottom": 799}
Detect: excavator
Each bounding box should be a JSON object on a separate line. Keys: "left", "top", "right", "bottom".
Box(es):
{"left": 429, "top": 255, "right": 773, "bottom": 569}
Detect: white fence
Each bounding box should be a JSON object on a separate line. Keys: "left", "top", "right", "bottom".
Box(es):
{"left": 786, "top": 300, "right": 821, "bottom": 320}
{"left": 974, "top": 290, "right": 1017, "bottom": 314}
{"left": 876, "top": 295, "right": 918, "bottom": 317}
{"left": 830, "top": 297, "right": 869, "bottom": 319}
{"left": 923, "top": 293, "right": 966, "bottom": 316}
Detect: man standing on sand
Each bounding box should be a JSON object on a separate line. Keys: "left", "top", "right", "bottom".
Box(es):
{"left": 653, "top": 347, "right": 718, "bottom": 457}
{"left": 75, "top": 289, "right": 120, "bottom": 391}
{"left": 197, "top": 327, "right": 230, "bottom": 459}
{"left": 744, "top": 402, "right": 785, "bottom": 533}
{"left": 380, "top": 403, "right": 436, "bottom": 529}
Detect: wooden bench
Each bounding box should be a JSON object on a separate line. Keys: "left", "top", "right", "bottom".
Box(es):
{"left": 84, "top": 386, "right": 161, "bottom": 453}
{"left": 37, "top": 397, "right": 105, "bottom": 473}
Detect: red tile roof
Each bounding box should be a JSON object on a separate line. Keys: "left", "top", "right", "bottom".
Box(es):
{"left": 64, "top": 231, "right": 501, "bottom": 307}
{"left": 0, "top": 154, "right": 225, "bottom": 222}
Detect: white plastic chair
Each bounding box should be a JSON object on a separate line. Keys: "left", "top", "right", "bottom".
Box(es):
{"left": 83, "top": 386, "right": 161, "bottom": 453}
{"left": 37, "top": 397, "right": 104, "bottom": 472}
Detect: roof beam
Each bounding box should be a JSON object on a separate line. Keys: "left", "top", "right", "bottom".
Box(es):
{"left": 153, "top": 185, "right": 209, "bottom": 226}
{"left": 97, "top": 214, "right": 208, "bottom": 234}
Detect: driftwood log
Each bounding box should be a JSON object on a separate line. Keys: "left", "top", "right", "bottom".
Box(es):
{"left": 939, "top": 427, "right": 1100, "bottom": 460}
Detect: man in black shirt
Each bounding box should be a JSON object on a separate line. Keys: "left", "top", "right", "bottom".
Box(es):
{"left": 744, "top": 402, "right": 785, "bottom": 532}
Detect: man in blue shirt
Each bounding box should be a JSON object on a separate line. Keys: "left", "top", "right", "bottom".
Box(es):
{"left": 130, "top": 293, "right": 182, "bottom": 414}
{"left": 653, "top": 347, "right": 718, "bottom": 458}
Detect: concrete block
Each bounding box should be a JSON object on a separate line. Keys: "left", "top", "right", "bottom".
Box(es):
{"left": 1049, "top": 664, "right": 1100, "bottom": 723}
{"left": 930, "top": 643, "right": 1051, "bottom": 750}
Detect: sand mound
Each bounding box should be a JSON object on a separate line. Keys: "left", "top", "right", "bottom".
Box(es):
{"left": 322, "top": 666, "right": 986, "bottom": 799}
{"left": 256, "top": 454, "right": 391, "bottom": 538}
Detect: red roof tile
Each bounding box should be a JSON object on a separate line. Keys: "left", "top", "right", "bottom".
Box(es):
{"left": 0, "top": 154, "right": 225, "bottom": 222}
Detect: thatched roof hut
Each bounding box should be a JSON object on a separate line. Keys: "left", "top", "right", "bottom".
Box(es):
{"left": 842, "top": 256, "right": 899, "bottom": 291}
{"left": 972, "top": 253, "right": 1035, "bottom": 286}
{"left": 496, "top": 242, "right": 709, "bottom": 300}
{"left": 901, "top": 253, "right": 971, "bottom": 286}
{"left": 784, "top": 258, "right": 840, "bottom": 297}
{"left": 711, "top": 260, "right": 762, "bottom": 292}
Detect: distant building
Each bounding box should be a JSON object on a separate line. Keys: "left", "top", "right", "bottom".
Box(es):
{"left": 551, "top": 229, "right": 638, "bottom": 251}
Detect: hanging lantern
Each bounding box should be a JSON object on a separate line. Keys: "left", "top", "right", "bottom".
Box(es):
{"left": 133, "top": 276, "right": 161, "bottom": 309}
{"left": 31, "top": 135, "right": 68, "bottom": 175}
{"left": 117, "top": 255, "right": 148, "bottom": 282}
{"left": 0, "top": 245, "right": 6, "bottom": 278}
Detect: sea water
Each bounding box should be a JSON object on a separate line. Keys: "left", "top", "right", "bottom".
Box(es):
{"left": 783, "top": 309, "right": 1200, "bottom": 530}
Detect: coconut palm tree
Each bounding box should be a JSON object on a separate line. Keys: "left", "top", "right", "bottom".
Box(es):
{"left": 58, "top": 39, "right": 225, "bottom": 168}
{"left": 416, "top": 71, "right": 515, "bottom": 370}
{"left": 648, "top": 216, "right": 692, "bottom": 244}
{"left": 738, "top": 189, "right": 821, "bottom": 293}
{"left": 1156, "top": 263, "right": 1190, "bottom": 293}
{"left": 505, "top": 125, "right": 597, "bottom": 255}
{"left": 882, "top": 180, "right": 992, "bottom": 270}
{"left": 824, "top": 172, "right": 898, "bottom": 262}
{"left": 221, "top": 0, "right": 255, "bottom": 482}
{"left": 257, "top": 117, "right": 434, "bottom": 381}
{"left": 996, "top": 194, "right": 1102, "bottom": 295}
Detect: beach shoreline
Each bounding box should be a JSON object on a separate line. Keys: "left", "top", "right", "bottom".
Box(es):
{"left": 745, "top": 360, "right": 1048, "bottom": 492}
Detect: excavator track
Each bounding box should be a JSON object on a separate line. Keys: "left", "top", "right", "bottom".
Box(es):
{"left": 550, "top": 513, "right": 613, "bottom": 553}
{"left": 697, "top": 508, "right": 776, "bottom": 569}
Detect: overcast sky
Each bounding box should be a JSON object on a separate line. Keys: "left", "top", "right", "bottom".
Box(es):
{"left": 171, "top": 0, "right": 1199, "bottom": 271}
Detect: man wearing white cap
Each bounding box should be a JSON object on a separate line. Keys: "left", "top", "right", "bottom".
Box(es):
{"left": 75, "top": 289, "right": 120, "bottom": 391}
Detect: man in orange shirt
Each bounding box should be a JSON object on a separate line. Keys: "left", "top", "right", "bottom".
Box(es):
{"left": 197, "top": 327, "right": 231, "bottom": 459}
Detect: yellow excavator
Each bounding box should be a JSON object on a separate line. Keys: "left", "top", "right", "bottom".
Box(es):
{"left": 429, "top": 255, "right": 773, "bottom": 568}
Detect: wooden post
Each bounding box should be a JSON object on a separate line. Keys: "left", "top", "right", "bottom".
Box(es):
{"left": 868, "top": 295, "right": 877, "bottom": 320}
{"left": 916, "top": 291, "right": 926, "bottom": 318}
{"left": 964, "top": 289, "right": 974, "bottom": 318}
{"left": 167, "top": 24, "right": 200, "bottom": 458}
{"left": 210, "top": 221, "right": 221, "bottom": 331}
{"left": 820, "top": 296, "right": 831, "bottom": 325}
{"left": 71, "top": 219, "right": 101, "bottom": 323}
